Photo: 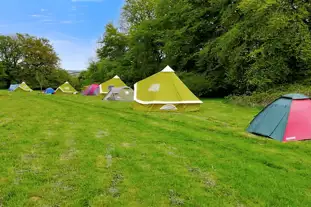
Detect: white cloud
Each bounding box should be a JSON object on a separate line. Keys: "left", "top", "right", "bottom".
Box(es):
{"left": 41, "top": 9, "right": 47, "bottom": 12}
{"left": 30, "top": 14, "right": 49, "bottom": 18}
{"left": 31, "top": 14, "right": 41, "bottom": 17}
{"left": 71, "top": 6, "right": 77, "bottom": 11}
{"left": 60, "top": 20, "right": 73, "bottom": 24}
{"left": 40, "top": 19, "right": 53, "bottom": 23}
{"left": 59, "top": 20, "right": 84, "bottom": 24}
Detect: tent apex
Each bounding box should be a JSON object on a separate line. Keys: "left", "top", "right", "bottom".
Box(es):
{"left": 113, "top": 75, "right": 120, "bottom": 79}
{"left": 161, "top": 65, "right": 174, "bottom": 72}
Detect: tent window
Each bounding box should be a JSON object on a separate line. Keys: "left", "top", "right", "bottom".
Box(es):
{"left": 148, "top": 84, "right": 160, "bottom": 92}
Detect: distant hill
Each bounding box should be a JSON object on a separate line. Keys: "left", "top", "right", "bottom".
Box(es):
{"left": 67, "top": 70, "right": 81, "bottom": 77}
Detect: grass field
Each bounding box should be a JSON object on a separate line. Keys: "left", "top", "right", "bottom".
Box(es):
{"left": 0, "top": 91, "right": 310, "bottom": 207}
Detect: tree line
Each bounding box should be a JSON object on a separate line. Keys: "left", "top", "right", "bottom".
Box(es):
{"left": 0, "top": 33, "right": 80, "bottom": 90}
{"left": 80, "top": 0, "right": 311, "bottom": 97}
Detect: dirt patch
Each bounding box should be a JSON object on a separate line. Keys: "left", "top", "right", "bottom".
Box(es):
{"left": 60, "top": 148, "right": 78, "bottom": 161}
{"left": 96, "top": 130, "right": 109, "bottom": 138}
{"left": 108, "top": 173, "right": 124, "bottom": 197}
{"left": 121, "top": 142, "right": 131, "bottom": 148}
{"left": 169, "top": 189, "right": 184, "bottom": 206}
{"left": 106, "top": 154, "right": 112, "bottom": 168}
{"left": 29, "top": 196, "right": 41, "bottom": 202}
{"left": 188, "top": 166, "right": 217, "bottom": 189}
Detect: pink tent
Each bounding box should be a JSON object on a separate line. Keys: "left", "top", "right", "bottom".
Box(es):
{"left": 83, "top": 84, "right": 100, "bottom": 95}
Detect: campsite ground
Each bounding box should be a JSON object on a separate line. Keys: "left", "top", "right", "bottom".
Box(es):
{"left": 0, "top": 91, "right": 310, "bottom": 207}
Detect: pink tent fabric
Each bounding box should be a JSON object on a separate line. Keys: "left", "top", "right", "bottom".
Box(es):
{"left": 83, "top": 84, "right": 100, "bottom": 95}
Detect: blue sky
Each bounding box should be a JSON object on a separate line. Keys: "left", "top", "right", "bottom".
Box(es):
{"left": 0, "top": 0, "right": 124, "bottom": 70}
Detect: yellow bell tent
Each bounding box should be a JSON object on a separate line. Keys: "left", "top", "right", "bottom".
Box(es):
{"left": 55, "top": 81, "right": 78, "bottom": 94}
{"left": 8, "top": 82, "right": 33, "bottom": 92}
{"left": 133, "top": 66, "right": 203, "bottom": 112}
{"left": 99, "top": 75, "right": 127, "bottom": 94}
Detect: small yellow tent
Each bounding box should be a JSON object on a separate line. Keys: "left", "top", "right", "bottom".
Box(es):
{"left": 99, "top": 75, "right": 127, "bottom": 94}
{"left": 133, "top": 66, "right": 202, "bottom": 112}
{"left": 55, "top": 81, "right": 78, "bottom": 94}
{"left": 8, "top": 82, "right": 33, "bottom": 92}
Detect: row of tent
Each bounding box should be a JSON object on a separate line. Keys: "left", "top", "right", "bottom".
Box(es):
{"left": 9, "top": 81, "right": 78, "bottom": 94}
{"left": 9, "top": 66, "right": 202, "bottom": 112}
{"left": 8, "top": 66, "right": 311, "bottom": 143}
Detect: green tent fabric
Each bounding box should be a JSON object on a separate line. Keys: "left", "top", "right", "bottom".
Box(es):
{"left": 100, "top": 75, "right": 127, "bottom": 94}
{"left": 9, "top": 82, "right": 33, "bottom": 92}
{"left": 133, "top": 66, "right": 202, "bottom": 112}
{"left": 15, "top": 82, "right": 33, "bottom": 92}
{"left": 55, "top": 81, "right": 78, "bottom": 94}
{"left": 247, "top": 98, "right": 291, "bottom": 141}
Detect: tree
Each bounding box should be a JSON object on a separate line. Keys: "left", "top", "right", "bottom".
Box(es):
{"left": 0, "top": 34, "right": 23, "bottom": 83}
{"left": 83, "top": 0, "right": 311, "bottom": 97}
{"left": 35, "top": 71, "right": 47, "bottom": 91}
{"left": 19, "top": 35, "right": 59, "bottom": 88}
{"left": 0, "top": 33, "right": 60, "bottom": 89}
{"left": 97, "top": 23, "right": 128, "bottom": 61}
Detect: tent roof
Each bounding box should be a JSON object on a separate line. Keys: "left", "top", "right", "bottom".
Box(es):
{"left": 100, "top": 76, "right": 127, "bottom": 94}
{"left": 18, "top": 82, "right": 33, "bottom": 92}
{"left": 161, "top": 65, "right": 174, "bottom": 73}
{"left": 57, "top": 82, "right": 77, "bottom": 93}
{"left": 134, "top": 66, "right": 202, "bottom": 104}
{"left": 282, "top": 93, "right": 309, "bottom": 100}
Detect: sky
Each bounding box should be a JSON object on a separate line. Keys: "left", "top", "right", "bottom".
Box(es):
{"left": 0, "top": 0, "right": 124, "bottom": 71}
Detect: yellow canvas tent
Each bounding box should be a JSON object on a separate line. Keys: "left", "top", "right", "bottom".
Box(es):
{"left": 8, "top": 82, "right": 33, "bottom": 92}
{"left": 133, "top": 66, "right": 202, "bottom": 112}
{"left": 99, "top": 75, "right": 127, "bottom": 94}
{"left": 55, "top": 81, "right": 78, "bottom": 94}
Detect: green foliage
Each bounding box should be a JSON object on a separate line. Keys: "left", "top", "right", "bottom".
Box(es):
{"left": 0, "top": 33, "right": 79, "bottom": 90}
{"left": 81, "top": 0, "right": 311, "bottom": 97}
{"left": 228, "top": 84, "right": 311, "bottom": 107}
{"left": 97, "top": 24, "right": 128, "bottom": 61}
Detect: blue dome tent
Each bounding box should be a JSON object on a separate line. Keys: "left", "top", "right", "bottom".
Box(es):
{"left": 45, "top": 88, "right": 55, "bottom": 94}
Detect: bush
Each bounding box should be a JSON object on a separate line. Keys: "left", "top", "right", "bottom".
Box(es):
{"left": 227, "top": 84, "right": 311, "bottom": 107}
{"left": 178, "top": 72, "right": 215, "bottom": 97}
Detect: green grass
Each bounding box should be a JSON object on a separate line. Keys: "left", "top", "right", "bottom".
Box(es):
{"left": 0, "top": 91, "right": 310, "bottom": 206}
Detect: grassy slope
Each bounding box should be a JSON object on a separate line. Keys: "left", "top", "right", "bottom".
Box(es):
{"left": 0, "top": 91, "right": 310, "bottom": 207}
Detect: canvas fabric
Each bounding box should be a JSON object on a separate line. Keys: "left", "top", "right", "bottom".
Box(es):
{"left": 9, "top": 82, "right": 32, "bottom": 92}
{"left": 19, "top": 82, "right": 32, "bottom": 92}
{"left": 100, "top": 76, "right": 127, "bottom": 94}
{"left": 133, "top": 102, "right": 201, "bottom": 112}
{"left": 133, "top": 66, "right": 202, "bottom": 111}
{"left": 55, "top": 82, "right": 77, "bottom": 94}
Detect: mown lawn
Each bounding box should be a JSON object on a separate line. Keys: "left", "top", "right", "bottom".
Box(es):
{"left": 0, "top": 91, "right": 310, "bottom": 207}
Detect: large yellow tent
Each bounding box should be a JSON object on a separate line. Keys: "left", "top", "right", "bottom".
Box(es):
{"left": 99, "top": 75, "right": 127, "bottom": 94}
{"left": 133, "top": 66, "right": 202, "bottom": 112}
